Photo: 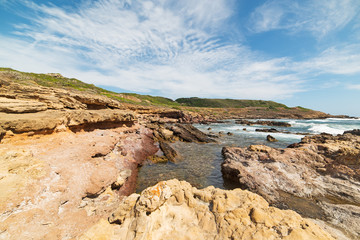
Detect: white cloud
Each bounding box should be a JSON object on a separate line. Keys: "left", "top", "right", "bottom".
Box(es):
{"left": 347, "top": 84, "right": 360, "bottom": 90}
{"left": 248, "top": 0, "right": 360, "bottom": 38}
{"left": 295, "top": 45, "right": 360, "bottom": 75}
{"left": 0, "top": 0, "right": 359, "bottom": 102}
{"left": 0, "top": 0, "right": 305, "bottom": 100}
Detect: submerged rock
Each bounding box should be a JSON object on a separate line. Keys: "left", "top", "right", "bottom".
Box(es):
{"left": 221, "top": 131, "right": 360, "bottom": 239}
{"left": 266, "top": 134, "right": 278, "bottom": 142}
{"left": 81, "top": 179, "right": 334, "bottom": 240}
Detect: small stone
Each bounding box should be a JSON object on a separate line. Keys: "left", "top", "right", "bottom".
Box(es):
{"left": 267, "top": 135, "right": 278, "bottom": 142}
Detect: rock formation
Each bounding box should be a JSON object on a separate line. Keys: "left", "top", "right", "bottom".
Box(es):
{"left": 81, "top": 179, "right": 334, "bottom": 240}
{"left": 222, "top": 132, "right": 360, "bottom": 239}
{"left": 266, "top": 134, "right": 278, "bottom": 142}
{"left": 235, "top": 119, "right": 292, "bottom": 127}
{"left": 0, "top": 123, "right": 159, "bottom": 239}
{"left": 170, "top": 123, "right": 216, "bottom": 143}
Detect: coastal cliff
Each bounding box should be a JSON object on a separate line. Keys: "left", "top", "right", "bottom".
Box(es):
{"left": 0, "top": 69, "right": 345, "bottom": 239}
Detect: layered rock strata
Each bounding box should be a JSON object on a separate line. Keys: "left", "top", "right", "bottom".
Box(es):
{"left": 221, "top": 132, "right": 360, "bottom": 239}
{"left": 81, "top": 179, "right": 334, "bottom": 240}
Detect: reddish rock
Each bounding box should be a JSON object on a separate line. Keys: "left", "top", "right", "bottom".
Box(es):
{"left": 221, "top": 132, "right": 360, "bottom": 239}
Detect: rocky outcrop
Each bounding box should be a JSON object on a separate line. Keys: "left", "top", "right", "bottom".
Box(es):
{"left": 170, "top": 123, "right": 216, "bottom": 143}
{"left": 344, "top": 129, "right": 360, "bottom": 136}
{"left": 80, "top": 179, "right": 334, "bottom": 239}
{"left": 0, "top": 73, "right": 123, "bottom": 111}
{"left": 0, "top": 124, "right": 158, "bottom": 240}
{"left": 0, "top": 97, "right": 48, "bottom": 113}
{"left": 0, "top": 109, "right": 135, "bottom": 135}
{"left": 221, "top": 132, "right": 360, "bottom": 239}
{"left": 236, "top": 119, "right": 291, "bottom": 127}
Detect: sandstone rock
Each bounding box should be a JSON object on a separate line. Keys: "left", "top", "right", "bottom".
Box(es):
{"left": 111, "top": 169, "right": 132, "bottom": 190}
{"left": 0, "top": 125, "right": 158, "bottom": 240}
{"left": 0, "top": 97, "right": 48, "bottom": 113}
{"left": 103, "top": 179, "right": 334, "bottom": 240}
{"left": 158, "top": 127, "right": 173, "bottom": 141}
{"left": 0, "top": 73, "right": 123, "bottom": 111}
{"left": 221, "top": 132, "right": 360, "bottom": 239}
{"left": 170, "top": 124, "right": 216, "bottom": 143}
{"left": 159, "top": 141, "right": 178, "bottom": 163}
{"left": 0, "top": 109, "right": 135, "bottom": 134}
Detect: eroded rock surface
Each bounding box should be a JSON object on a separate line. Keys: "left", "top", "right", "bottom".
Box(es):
{"left": 0, "top": 125, "right": 158, "bottom": 240}
{"left": 81, "top": 179, "right": 334, "bottom": 240}
{"left": 221, "top": 132, "right": 360, "bottom": 239}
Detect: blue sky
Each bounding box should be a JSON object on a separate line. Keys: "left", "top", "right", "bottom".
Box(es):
{"left": 1, "top": 0, "right": 360, "bottom": 116}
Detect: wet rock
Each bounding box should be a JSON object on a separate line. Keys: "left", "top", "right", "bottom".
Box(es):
{"left": 256, "top": 128, "right": 279, "bottom": 133}
{"left": 221, "top": 132, "right": 360, "bottom": 239}
{"left": 266, "top": 135, "right": 278, "bottom": 142}
{"left": 170, "top": 124, "right": 216, "bottom": 143}
{"left": 236, "top": 119, "right": 291, "bottom": 127}
{"left": 344, "top": 129, "right": 360, "bottom": 136}
{"left": 159, "top": 141, "right": 178, "bottom": 163}
{"left": 227, "top": 132, "right": 233, "bottom": 136}
{"left": 93, "top": 179, "right": 334, "bottom": 240}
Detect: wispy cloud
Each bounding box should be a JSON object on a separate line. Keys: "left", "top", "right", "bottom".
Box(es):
{"left": 297, "top": 44, "right": 360, "bottom": 75}
{"left": 347, "top": 84, "right": 360, "bottom": 90}
{"left": 248, "top": 0, "right": 360, "bottom": 38}
{"left": 0, "top": 0, "right": 359, "bottom": 101}
{"left": 0, "top": 0, "right": 305, "bottom": 100}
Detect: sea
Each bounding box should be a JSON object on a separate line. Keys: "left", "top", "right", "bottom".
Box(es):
{"left": 136, "top": 118, "right": 360, "bottom": 192}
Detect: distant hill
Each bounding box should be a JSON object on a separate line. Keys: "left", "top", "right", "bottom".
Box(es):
{"left": 175, "top": 97, "right": 288, "bottom": 109}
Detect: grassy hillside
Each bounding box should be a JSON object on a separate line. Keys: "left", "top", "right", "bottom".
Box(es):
{"left": 1, "top": 68, "right": 314, "bottom": 114}
{"left": 175, "top": 97, "right": 288, "bottom": 109}
{"left": 0, "top": 68, "right": 181, "bottom": 107}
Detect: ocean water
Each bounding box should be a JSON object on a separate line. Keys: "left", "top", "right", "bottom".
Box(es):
{"left": 136, "top": 118, "right": 360, "bottom": 192}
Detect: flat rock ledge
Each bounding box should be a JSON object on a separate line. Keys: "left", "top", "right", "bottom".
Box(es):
{"left": 81, "top": 179, "right": 334, "bottom": 240}
{"left": 221, "top": 132, "right": 360, "bottom": 239}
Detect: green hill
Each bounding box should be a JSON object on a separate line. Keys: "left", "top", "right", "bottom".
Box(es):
{"left": 0, "top": 68, "right": 293, "bottom": 110}
{"left": 175, "top": 97, "right": 288, "bottom": 109}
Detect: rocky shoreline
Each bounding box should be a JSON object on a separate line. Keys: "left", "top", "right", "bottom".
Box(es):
{"left": 221, "top": 132, "right": 360, "bottom": 239}
{"left": 1, "top": 71, "right": 358, "bottom": 239}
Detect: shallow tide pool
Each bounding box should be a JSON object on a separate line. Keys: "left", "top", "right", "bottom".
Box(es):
{"left": 136, "top": 118, "right": 360, "bottom": 193}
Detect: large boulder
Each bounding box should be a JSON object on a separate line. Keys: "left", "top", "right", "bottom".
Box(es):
{"left": 81, "top": 179, "right": 334, "bottom": 239}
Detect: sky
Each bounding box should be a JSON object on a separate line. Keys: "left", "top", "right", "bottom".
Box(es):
{"left": 1, "top": 0, "right": 360, "bottom": 116}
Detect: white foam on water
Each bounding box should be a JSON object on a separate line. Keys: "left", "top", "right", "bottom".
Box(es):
{"left": 309, "top": 125, "right": 344, "bottom": 135}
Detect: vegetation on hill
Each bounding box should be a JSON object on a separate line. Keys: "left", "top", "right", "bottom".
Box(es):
{"left": 0, "top": 68, "right": 315, "bottom": 113}
{"left": 0, "top": 68, "right": 180, "bottom": 107}
{"left": 175, "top": 97, "right": 289, "bottom": 109}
